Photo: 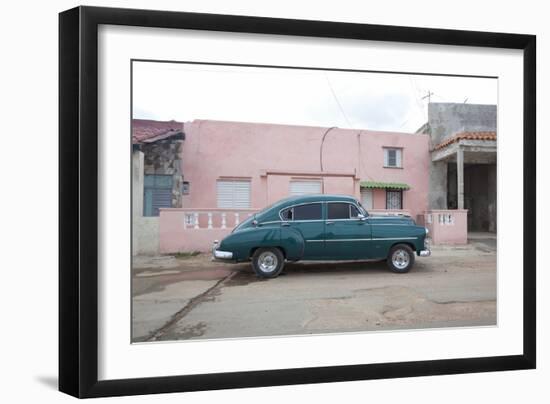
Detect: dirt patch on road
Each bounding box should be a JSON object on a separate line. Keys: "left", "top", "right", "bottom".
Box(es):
{"left": 303, "top": 285, "right": 496, "bottom": 332}
{"left": 133, "top": 265, "right": 244, "bottom": 297}
{"left": 224, "top": 270, "right": 268, "bottom": 287}
{"left": 160, "top": 322, "right": 208, "bottom": 340}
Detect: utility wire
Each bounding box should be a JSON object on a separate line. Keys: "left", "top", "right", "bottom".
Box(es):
{"left": 324, "top": 73, "right": 353, "bottom": 128}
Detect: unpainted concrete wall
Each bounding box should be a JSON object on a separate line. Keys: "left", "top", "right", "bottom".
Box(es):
{"left": 487, "top": 164, "right": 497, "bottom": 232}
{"left": 142, "top": 139, "right": 184, "bottom": 208}
{"left": 132, "top": 150, "right": 160, "bottom": 255}
{"left": 426, "top": 103, "right": 496, "bottom": 211}
{"left": 133, "top": 217, "right": 160, "bottom": 255}
{"left": 429, "top": 161, "right": 448, "bottom": 209}
{"left": 427, "top": 103, "right": 497, "bottom": 145}
{"left": 464, "top": 163, "right": 497, "bottom": 232}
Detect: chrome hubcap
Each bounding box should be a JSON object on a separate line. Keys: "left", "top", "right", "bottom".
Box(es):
{"left": 258, "top": 251, "right": 278, "bottom": 273}
{"left": 392, "top": 249, "right": 410, "bottom": 269}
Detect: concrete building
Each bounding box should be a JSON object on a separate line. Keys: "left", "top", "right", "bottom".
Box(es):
{"left": 417, "top": 103, "right": 497, "bottom": 233}
{"left": 132, "top": 119, "right": 185, "bottom": 255}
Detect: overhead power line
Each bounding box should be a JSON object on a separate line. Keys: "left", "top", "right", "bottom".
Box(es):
{"left": 324, "top": 73, "right": 353, "bottom": 128}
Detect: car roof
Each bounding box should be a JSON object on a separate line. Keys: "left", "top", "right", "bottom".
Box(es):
{"left": 273, "top": 194, "right": 358, "bottom": 208}
{"left": 253, "top": 194, "right": 360, "bottom": 222}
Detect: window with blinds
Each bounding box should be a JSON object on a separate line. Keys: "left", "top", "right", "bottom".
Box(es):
{"left": 143, "top": 174, "right": 173, "bottom": 217}
{"left": 383, "top": 147, "right": 403, "bottom": 168}
{"left": 289, "top": 180, "right": 322, "bottom": 196}
{"left": 216, "top": 179, "right": 251, "bottom": 209}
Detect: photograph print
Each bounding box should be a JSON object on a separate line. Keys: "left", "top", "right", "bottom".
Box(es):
{"left": 131, "top": 60, "right": 497, "bottom": 343}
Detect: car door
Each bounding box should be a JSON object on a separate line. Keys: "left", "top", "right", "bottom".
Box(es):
{"left": 281, "top": 203, "right": 325, "bottom": 259}
{"left": 324, "top": 202, "right": 372, "bottom": 259}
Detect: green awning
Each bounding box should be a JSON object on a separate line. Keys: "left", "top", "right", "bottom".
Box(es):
{"left": 360, "top": 181, "right": 410, "bottom": 190}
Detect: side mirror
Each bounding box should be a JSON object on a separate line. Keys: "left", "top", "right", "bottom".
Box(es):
{"left": 357, "top": 213, "right": 368, "bottom": 221}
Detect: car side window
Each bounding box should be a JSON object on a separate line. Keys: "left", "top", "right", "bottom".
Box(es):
{"left": 293, "top": 203, "right": 322, "bottom": 220}
{"left": 280, "top": 207, "right": 293, "bottom": 221}
{"left": 328, "top": 203, "right": 358, "bottom": 220}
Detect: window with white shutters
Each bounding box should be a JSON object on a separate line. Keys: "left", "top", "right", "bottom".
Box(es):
{"left": 289, "top": 180, "right": 322, "bottom": 196}
{"left": 216, "top": 180, "right": 251, "bottom": 209}
{"left": 360, "top": 189, "right": 374, "bottom": 210}
{"left": 383, "top": 148, "right": 402, "bottom": 168}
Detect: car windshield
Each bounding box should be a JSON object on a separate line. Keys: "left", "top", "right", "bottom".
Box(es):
{"left": 356, "top": 201, "right": 368, "bottom": 216}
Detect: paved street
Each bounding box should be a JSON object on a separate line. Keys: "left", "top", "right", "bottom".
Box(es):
{"left": 132, "top": 239, "right": 496, "bottom": 342}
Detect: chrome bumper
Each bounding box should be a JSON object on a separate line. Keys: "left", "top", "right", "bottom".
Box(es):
{"left": 213, "top": 250, "right": 233, "bottom": 259}
{"left": 419, "top": 237, "right": 431, "bottom": 257}
{"left": 211, "top": 240, "right": 233, "bottom": 261}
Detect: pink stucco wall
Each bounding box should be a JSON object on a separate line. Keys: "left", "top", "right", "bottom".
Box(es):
{"left": 419, "top": 210, "right": 468, "bottom": 244}
{"left": 372, "top": 189, "right": 387, "bottom": 210}
{"left": 159, "top": 209, "right": 257, "bottom": 253}
{"left": 180, "top": 120, "right": 430, "bottom": 217}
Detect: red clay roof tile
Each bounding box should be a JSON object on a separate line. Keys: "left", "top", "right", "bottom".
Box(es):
{"left": 132, "top": 119, "right": 183, "bottom": 144}
{"left": 433, "top": 131, "right": 496, "bottom": 151}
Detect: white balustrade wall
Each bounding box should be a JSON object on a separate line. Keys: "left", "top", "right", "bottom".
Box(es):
{"left": 159, "top": 209, "right": 257, "bottom": 253}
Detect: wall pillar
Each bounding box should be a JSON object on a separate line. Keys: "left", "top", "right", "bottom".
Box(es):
{"left": 456, "top": 146, "right": 464, "bottom": 209}
{"left": 132, "top": 150, "right": 144, "bottom": 219}
{"left": 132, "top": 150, "right": 144, "bottom": 256}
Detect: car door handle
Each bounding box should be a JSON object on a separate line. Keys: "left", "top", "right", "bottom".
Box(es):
{"left": 326, "top": 221, "right": 334, "bottom": 225}
{"left": 281, "top": 222, "right": 290, "bottom": 227}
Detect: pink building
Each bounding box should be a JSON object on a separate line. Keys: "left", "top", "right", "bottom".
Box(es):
{"left": 132, "top": 119, "right": 466, "bottom": 254}
{"left": 180, "top": 120, "right": 429, "bottom": 216}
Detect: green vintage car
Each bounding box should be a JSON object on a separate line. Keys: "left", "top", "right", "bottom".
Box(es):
{"left": 212, "top": 194, "right": 430, "bottom": 278}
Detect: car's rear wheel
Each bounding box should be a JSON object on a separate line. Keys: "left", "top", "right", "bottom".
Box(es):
{"left": 251, "top": 247, "right": 285, "bottom": 278}
{"left": 387, "top": 244, "right": 415, "bottom": 273}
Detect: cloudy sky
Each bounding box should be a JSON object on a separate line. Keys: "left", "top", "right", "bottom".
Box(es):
{"left": 132, "top": 61, "right": 497, "bottom": 133}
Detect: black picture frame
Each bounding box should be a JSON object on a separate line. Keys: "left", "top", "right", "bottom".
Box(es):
{"left": 59, "top": 6, "right": 536, "bottom": 398}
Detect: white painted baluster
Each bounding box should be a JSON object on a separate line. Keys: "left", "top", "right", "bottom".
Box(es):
{"left": 194, "top": 212, "right": 199, "bottom": 229}
{"left": 207, "top": 212, "right": 213, "bottom": 229}
{"left": 221, "top": 213, "right": 227, "bottom": 229}
{"left": 235, "top": 212, "right": 240, "bottom": 226}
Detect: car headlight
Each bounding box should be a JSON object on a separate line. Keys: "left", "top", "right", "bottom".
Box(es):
{"left": 425, "top": 227, "right": 429, "bottom": 235}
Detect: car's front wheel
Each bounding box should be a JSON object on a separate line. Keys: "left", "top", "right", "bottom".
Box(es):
{"left": 387, "top": 244, "right": 415, "bottom": 273}
{"left": 251, "top": 247, "right": 285, "bottom": 278}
